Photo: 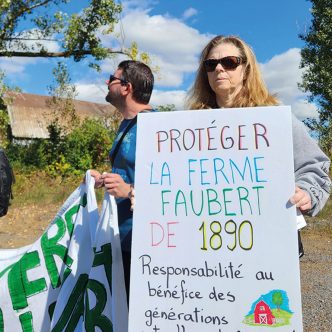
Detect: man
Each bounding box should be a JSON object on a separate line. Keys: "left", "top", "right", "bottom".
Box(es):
{"left": 92, "top": 60, "right": 154, "bottom": 302}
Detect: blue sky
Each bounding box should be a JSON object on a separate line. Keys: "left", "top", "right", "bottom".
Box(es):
{"left": 0, "top": 0, "right": 316, "bottom": 119}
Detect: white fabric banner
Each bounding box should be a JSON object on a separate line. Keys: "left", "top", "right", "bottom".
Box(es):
{"left": 0, "top": 171, "right": 128, "bottom": 332}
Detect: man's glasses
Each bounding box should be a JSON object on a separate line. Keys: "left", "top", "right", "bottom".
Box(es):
{"left": 203, "top": 56, "right": 245, "bottom": 72}
{"left": 106, "top": 74, "right": 128, "bottom": 85}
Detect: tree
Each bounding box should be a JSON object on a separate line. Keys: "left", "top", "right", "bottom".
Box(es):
{"left": 156, "top": 104, "right": 176, "bottom": 112}
{"left": 0, "top": 0, "right": 152, "bottom": 104}
{"left": 272, "top": 291, "right": 283, "bottom": 311}
{"left": 0, "top": 0, "right": 127, "bottom": 65}
{"left": 299, "top": 0, "right": 332, "bottom": 155}
{"left": 0, "top": 70, "right": 20, "bottom": 147}
{"left": 46, "top": 61, "right": 79, "bottom": 135}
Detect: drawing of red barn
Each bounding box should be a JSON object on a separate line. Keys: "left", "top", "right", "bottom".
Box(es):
{"left": 254, "top": 300, "right": 276, "bottom": 325}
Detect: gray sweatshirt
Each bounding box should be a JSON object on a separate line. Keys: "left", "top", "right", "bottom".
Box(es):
{"left": 292, "top": 116, "right": 331, "bottom": 216}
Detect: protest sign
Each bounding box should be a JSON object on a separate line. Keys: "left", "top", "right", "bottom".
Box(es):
{"left": 129, "top": 106, "right": 303, "bottom": 331}
{"left": 0, "top": 171, "right": 127, "bottom": 332}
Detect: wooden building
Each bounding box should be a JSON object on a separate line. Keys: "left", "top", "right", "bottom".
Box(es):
{"left": 5, "top": 92, "right": 118, "bottom": 143}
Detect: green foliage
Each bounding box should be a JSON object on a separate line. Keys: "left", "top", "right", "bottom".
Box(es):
{"left": 0, "top": 109, "right": 10, "bottom": 148}
{"left": 0, "top": 0, "right": 124, "bottom": 67}
{"left": 46, "top": 62, "right": 79, "bottom": 135}
{"left": 0, "top": 70, "right": 20, "bottom": 148}
{"left": 0, "top": 0, "right": 122, "bottom": 56}
{"left": 4, "top": 58, "right": 117, "bottom": 178}
{"left": 7, "top": 118, "right": 113, "bottom": 177}
{"left": 0, "top": 70, "right": 6, "bottom": 109}
{"left": 156, "top": 104, "right": 176, "bottom": 112}
{"left": 299, "top": 0, "right": 332, "bottom": 156}
{"left": 65, "top": 0, "right": 122, "bottom": 62}
{"left": 272, "top": 291, "right": 283, "bottom": 309}
{"left": 62, "top": 118, "right": 113, "bottom": 172}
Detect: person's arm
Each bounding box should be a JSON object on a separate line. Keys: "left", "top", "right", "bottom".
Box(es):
{"left": 291, "top": 116, "right": 331, "bottom": 216}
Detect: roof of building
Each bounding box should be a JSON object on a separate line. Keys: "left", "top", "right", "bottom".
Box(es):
{"left": 5, "top": 92, "right": 117, "bottom": 139}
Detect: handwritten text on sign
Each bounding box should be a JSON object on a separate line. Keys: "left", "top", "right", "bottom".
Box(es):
{"left": 130, "top": 107, "right": 303, "bottom": 332}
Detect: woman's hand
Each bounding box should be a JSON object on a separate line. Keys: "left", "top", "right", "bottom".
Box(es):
{"left": 290, "top": 186, "right": 312, "bottom": 212}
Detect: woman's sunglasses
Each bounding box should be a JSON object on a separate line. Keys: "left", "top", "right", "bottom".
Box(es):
{"left": 203, "top": 56, "right": 245, "bottom": 72}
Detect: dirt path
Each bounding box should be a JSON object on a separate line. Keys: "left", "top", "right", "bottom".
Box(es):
{"left": 0, "top": 203, "right": 59, "bottom": 248}
{"left": 0, "top": 205, "right": 331, "bottom": 331}
{"left": 300, "top": 227, "right": 332, "bottom": 331}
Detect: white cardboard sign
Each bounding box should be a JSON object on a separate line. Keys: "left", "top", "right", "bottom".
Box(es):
{"left": 129, "top": 106, "right": 303, "bottom": 332}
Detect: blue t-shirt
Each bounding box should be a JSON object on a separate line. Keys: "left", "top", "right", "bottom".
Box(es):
{"left": 109, "top": 110, "right": 155, "bottom": 252}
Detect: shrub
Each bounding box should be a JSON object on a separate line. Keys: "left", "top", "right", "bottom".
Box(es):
{"left": 63, "top": 118, "right": 113, "bottom": 170}
{"left": 6, "top": 118, "right": 114, "bottom": 177}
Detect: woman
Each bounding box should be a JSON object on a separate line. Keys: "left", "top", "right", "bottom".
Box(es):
{"left": 186, "top": 35, "right": 331, "bottom": 218}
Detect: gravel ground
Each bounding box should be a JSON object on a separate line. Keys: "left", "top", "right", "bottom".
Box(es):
{"left": 300, "top": 220, "right": 332, "bottom": 332}
{"left": 0, "top": 205, "right": 331, "bottom": 331}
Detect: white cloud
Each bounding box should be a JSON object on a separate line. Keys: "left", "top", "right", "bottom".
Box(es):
{"left": 75, "top": 83, "right": 108, "bottom": 104}
{"left": 74, "top": 81, "right": 187, "bottom": 111}
{"left": 150, "top": 89, "right": 186, "bottom": 109}
{"left": 77, "top": 9, "right": 317, "bottom": 119}
{"left": 0, "top": 29, "right": 61, "bottom": 77}
{"left": 121, "top": 0, "right": 156, "bottom": 14}
{"left": 291, "top": 100, "right": 317, "bottom": 119}
{"left": 77, "top": 45, "right": 318, "bottom": 119}
{"left": 100, "top": 10, "right": 212, "bottom": 88}
{"left": 0, "top": 57, "right": 36, "bottom": 76}
{"left": 5, "top": 29, "right": 60, "bottom": 53}
{"left": 182, "top": 8, "right": 198, "bottom": 20}
{"left": 260, "top": 48, "right": 317, "bottom": 120}
{"left": 116, "top": 11, "right": 209, "bottom": 61}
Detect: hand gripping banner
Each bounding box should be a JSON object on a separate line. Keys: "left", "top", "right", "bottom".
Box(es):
{"left": 0, "top": 171, "right": 128, "bottom": 331}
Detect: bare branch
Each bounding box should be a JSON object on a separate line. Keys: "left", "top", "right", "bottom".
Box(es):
{"left": 25, "top": 0, "right": 54, "bottom": 12}
{"left": 3, "top": 37, "right": 59, "bottom": 42}
{"left": 0, "top": 48, "right": 131, "bottom": 58}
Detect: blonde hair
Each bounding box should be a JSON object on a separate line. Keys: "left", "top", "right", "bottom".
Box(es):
{"left": 185, "top": 35, "right": 278, "bottom": 109}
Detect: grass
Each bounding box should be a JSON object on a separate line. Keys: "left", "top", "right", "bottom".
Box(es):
{"left": 303, "top": 198, "right": 332, "bottom": 234}
{"left": 10, "top": 170, "right": 106, "bottom": 210}
{"left": 8, "top": 170, "right": 332, "bottom": 232}
{"left": 12, "top": 171, "right": 81, "bottom": 206}
{"left": 315, "top": 196, "right": 332, "bottom": 220}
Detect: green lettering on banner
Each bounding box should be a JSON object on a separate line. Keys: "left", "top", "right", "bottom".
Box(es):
{"left": 41, "top": 217, "right": 73, "bottom": 288}
{"left": 0, "top": 308, "right": 3, "bottom": 332}
{"left": 65, "top": 291, "right": 85, "bottom": 332}
{"left": 51, "top": 274, "right": 88, "bottom": 332}
{"left": 93, "top": 244, "right": 112, "bottom": 293}
{"left": 85, "top": 279, "right": 113, "bottom": 331}
{"left": 65, "top": 194, "right": 87, "bottom": 236}
{"left": 8, "top": 251, "right": 47, "bottom": 311}
{"left": 19, "top": 311, "right": 34, "bottom": 332}
{"left": 48, "top": 302, "right": 56, "bottom": 320}
{"left": 63, "top": 265, "right": 72, "bottom": 283}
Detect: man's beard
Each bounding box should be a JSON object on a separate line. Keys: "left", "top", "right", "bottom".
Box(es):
{"left": 105, "top": 90, "right": 123, "bottom": 111}
{"left": 105, "top": 93, "right": 112, "bottom": 103}
{"left": 105, "top": 91, "right": 120, "bottom": 105}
